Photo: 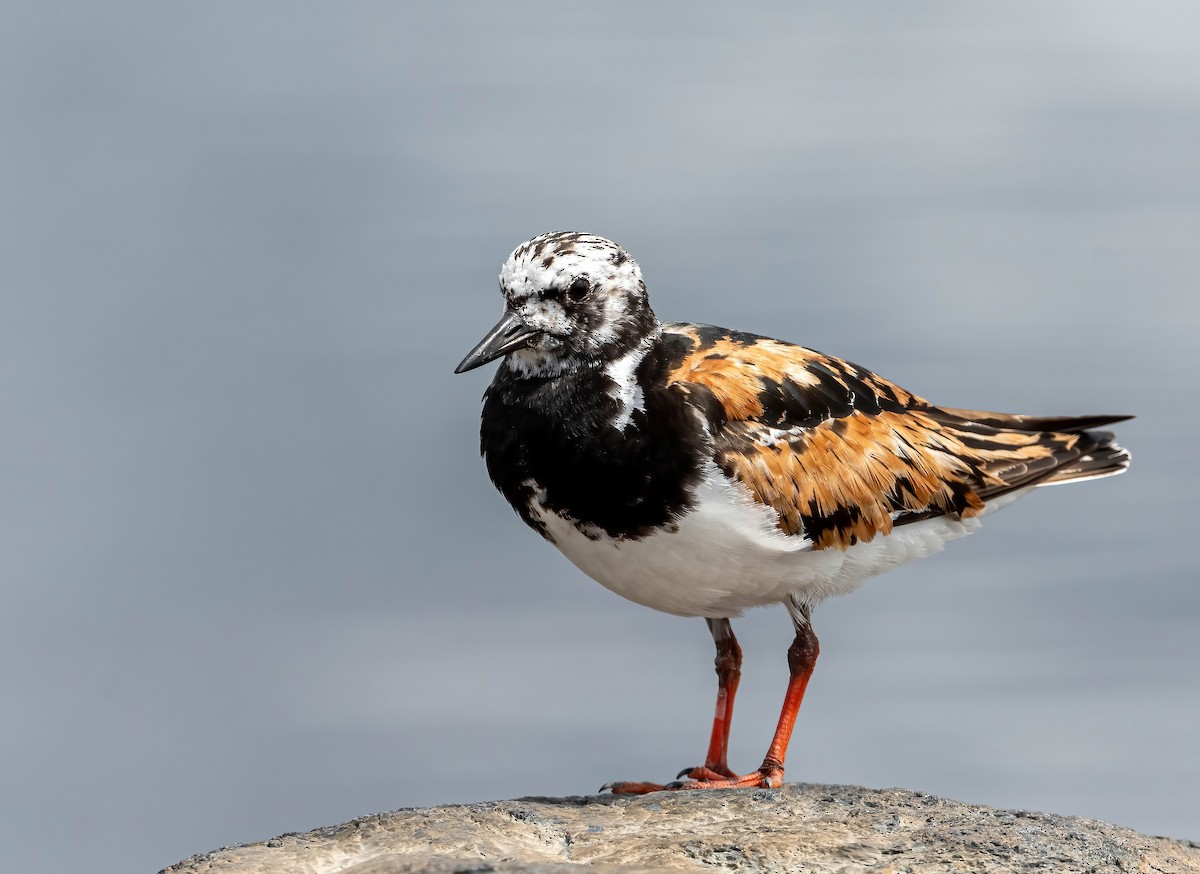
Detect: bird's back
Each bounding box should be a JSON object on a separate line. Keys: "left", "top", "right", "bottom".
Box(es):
{"left": 660, "top": 322, "right": 1130, "bottom": 550}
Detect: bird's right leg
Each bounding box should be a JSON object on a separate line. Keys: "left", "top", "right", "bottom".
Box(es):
{"left": 601, "top": 618, "right": 742, "bottom": 794}
{"left": 678, "top": 617, "right": 742, "bottom": 781}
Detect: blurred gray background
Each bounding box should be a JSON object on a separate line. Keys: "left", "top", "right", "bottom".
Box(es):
{"left": 3, "top": 3, "right": 1198, "bottom": 871}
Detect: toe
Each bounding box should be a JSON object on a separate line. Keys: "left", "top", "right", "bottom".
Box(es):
{"left": 601, "top": 781, "right": 666, "bottom": 795}
{"left": 678, "top": 765, "right": 736, "bottom": 782}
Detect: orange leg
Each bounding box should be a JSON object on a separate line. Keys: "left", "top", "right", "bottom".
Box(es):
{"left": 680, "top": 618, "right": 742, "bottom": 781}
{"left": 604, "top": 601, "right": 819, "bottom": 794}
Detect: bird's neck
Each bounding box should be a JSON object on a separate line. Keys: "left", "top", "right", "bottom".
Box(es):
{"left": 490, "top": 340, "right": 654, "bottom": 438}
{"left": 493, "top": 326, "right": 666, "bottom": 432}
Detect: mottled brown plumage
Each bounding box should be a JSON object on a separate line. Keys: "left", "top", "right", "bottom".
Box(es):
{"left": 663, "top": 323, "right": 1129, "bottom": 550}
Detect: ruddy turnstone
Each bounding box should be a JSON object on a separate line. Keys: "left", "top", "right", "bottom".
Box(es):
{"left": 455, "top": 231, "right": 1131, "bottom": 794}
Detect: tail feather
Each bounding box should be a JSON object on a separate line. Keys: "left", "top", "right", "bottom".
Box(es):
{"left": 1037, "top": 431, "right": 1132, "bottom": 486}
{"left": 928, "top": 409, "right": 1134, "bottom": 494}
{"left": 938, "top": 408, "right": 1133, "bottom": 434}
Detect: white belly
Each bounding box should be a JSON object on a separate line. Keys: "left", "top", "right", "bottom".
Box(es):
{"left": 527, "top": 464, "right": 1025, "bottom": 619}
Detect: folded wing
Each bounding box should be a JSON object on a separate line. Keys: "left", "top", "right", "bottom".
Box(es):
{"left": 662, "top": 324, "right": 1130, "bottom": 550}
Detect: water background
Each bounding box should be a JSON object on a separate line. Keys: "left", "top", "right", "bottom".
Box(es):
{"left": 3, "top": 4, "right": 1198, "bottom": 871}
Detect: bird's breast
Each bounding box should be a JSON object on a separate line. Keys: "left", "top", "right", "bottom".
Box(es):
{"left": 481, "top": 365, "right": 709, "bottom": 541}
{"left": 525, "top": 461, "right": 814, "bottom": 617}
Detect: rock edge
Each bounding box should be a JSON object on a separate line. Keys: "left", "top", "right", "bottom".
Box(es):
{"left": 161, "top": 783, "right": 1199, "bottom": 873}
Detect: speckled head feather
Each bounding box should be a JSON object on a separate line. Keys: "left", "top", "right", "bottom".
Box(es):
{"left": 498, "top": 232, "right": 658, "bottom": 378}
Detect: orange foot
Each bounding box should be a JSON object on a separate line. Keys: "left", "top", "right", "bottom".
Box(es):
{"left": 600, "top": 766, "right": 783, "bottom": 794}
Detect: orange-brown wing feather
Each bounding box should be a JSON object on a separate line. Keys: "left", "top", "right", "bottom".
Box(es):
{"left": 663, "top": 324, "right": 1096, "bottom": 550}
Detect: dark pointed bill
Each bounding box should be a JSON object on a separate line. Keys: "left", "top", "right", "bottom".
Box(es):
{"left": 454, "top": 310, "right": 540, "bottom": 373}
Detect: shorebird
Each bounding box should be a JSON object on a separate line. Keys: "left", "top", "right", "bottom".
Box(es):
{"left": 455, "top": 231, "right": 1131, "bottom": 793}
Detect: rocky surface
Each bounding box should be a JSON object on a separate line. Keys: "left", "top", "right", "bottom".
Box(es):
{"left": 161, "top": 783, "right": 1199, "bottom": 873}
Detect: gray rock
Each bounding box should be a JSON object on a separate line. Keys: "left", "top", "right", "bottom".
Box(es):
{"left": 160, "top": 784, "right": 1199, "bottom": 873}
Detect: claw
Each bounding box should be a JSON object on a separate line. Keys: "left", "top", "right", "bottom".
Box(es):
{"left": 676, "top": 766, "right": 697, "bottom": 779}
{"left": 598, "top": 782, "right": 614, "bottom": 793}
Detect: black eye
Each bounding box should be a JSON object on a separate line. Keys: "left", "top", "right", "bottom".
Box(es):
{"left": 567, "top": 277, "right": 591, "bottom": 302}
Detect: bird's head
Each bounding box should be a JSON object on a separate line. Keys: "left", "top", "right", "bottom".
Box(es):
{"left": 455, "top": 232, "right": 658, "bottom": 378}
